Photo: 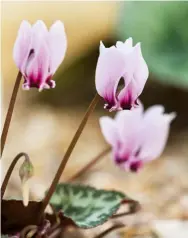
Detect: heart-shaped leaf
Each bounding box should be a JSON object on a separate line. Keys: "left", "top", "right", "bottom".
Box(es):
{"left": 50, "top": 183, "right": 127, "bottom": 228}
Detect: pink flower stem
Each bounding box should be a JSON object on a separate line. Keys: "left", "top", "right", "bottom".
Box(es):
{"left": 67, "top": 146, "right": 111, "bottom": 182}
{"left": 1, "top": 152, "right": 30, "bottom": 200}
{"left": 1, "top": 71, "right": 22, "bottom": 157}
{"left": 39, "top": 93, "right": 100, "bottom": 220}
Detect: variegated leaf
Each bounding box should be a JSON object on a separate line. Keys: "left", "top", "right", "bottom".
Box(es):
{"left": 50, "top": 183, "right": 126, "bottom": 228}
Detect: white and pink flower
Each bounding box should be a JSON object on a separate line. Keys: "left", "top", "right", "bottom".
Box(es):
{"left": 99, "top": 105, "right": 176, "bottom": 172}
{"left": 13, "top": 20, "right": 67, "bottom": 91}
{"left": 95, "top": 38, "right": 149, "bottom": 111}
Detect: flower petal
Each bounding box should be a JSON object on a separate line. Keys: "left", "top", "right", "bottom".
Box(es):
{"left": 117, "top": 43, "right": 148, "bottom": 109}
{"left": 99, "top": 116, "right": 118, "bottom": 147}
{"left": 48, "top": 20, "right": 67, "bottom": 74}
{"left": 132, "top": 43, "right": 149, "bottom": 96}
{"left": 32, "top": 20, "right": 48, "bottom": 37}
{"left": 115, "top": 109, "right": 142, "bottom": 156}
{"left": 13, "top": 20, "right": 32, "bottom": 72}
{"left": 124, "top": 37, "right": 133, "bottom": 48}
{"left": 139, "top": 106, "right": 176, "bottom": 160}
{"left": 31, "top": 20, "right": 48, "bottom": 48}
{"left": 116, "top": 37, "right": 133, "bottom": 53}
{"left": 95, "top": 47, "right": 126, "bottom": 108}
{"left": 99, "top": 41, "right": 106, "bottom": 54}
{"left": 142, "top": 105, "right": 165, "bottom": 119}
{"left": 26, "top": 37, "right": 50, "bottom": 89}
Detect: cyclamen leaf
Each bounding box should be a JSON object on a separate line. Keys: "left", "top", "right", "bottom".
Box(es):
{"left": 50, "top": 183, "right": 127, "bottom": 228}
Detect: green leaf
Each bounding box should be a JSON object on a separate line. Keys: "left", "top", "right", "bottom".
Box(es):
{"left": 117, "top": 1, "right": 188, "bottom": 89}
{"left": 50, "top": 183, "right": 126, "bottom": 228}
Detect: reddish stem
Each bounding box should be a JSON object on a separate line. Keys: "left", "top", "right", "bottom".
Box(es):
{"left": 111, "top": 199, "right": 140, "bottom": 219}
{"left": 94, "top": 223, "right": 125, "bottom": 238}
{"left": 1, "top": 71, "right": 22, "bottom": 157}
{"left": 67, "top": 146, "right": 111, "bottom": 182}
{"left": 39, "top": 94, "right": 100, "bottom": 220}
{"left": 1, "top": 152, "right": 30, "bottom": 200}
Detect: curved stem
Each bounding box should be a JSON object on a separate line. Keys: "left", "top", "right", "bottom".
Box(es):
{"left": 67, "top": 146, "right": 111, "bottom": 182}
{"left": 1, "top": 71, "right": 22, "bottom": 157}
{"left": 111, "top": 199, "right": 140, "bottom": 219}
{"left": 39, "top": 93, "right": 100, "bottom": 219}
{"left": 1, "top": 152, "right": 30, "bottom": 200}
{"left": 20, "top": 225, "right": 37, "bottom": 238}
{"left": 94, "top": 223, "right": 125, "bottom": 238}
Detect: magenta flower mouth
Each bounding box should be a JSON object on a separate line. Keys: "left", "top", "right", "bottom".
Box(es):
{"left": 129, "top": 161, "right": 142, "bottom": 172}
{"left": 95, "top": 39, "right": 149, "bottom": 112}
{"left": 99, "top": 105, "right": 176, "bottom": 173}
{"left": 13, "top": 20, "right": 67, "bottom": 91}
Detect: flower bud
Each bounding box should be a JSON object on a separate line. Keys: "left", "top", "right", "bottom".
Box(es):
{"left": 19, "top": 159, "right": 34, "bottom": 206}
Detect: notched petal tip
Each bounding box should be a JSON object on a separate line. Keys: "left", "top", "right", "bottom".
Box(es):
{"left": 99, "top": 41, "right": 106, "bottom": 53}
{"left": 134, "top": 42, "right": 142, "bottom": 56}
{"left": 34, "top": 20, "right": 47, "bottom": 27}
{"left": 116, "top": 41, "right": 124, "bottom": 48}
{"left": 124, "top": 37, "right": 133, "bottom": 47}
{"left": 19, "top": 20, "right": 32, "bottom": 30}
{"left": 32, "top": 20, "right": 48, "bottom": 33}
{"left": 51, "top": 20, "right": 65, "bottom": 30}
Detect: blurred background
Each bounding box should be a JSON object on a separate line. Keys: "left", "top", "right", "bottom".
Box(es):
{"left": 1, "top": 1, "right": 188, "bottom": 237}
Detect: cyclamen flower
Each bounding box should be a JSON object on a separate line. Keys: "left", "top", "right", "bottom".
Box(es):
{"left": 100, "top": 105, "right": 176, "bottom": 172}
{"left": 95, "top": 38, "right": 149, "bottom": 111}
{"left": 13, "top": 20, "right": 67, "bottom": 91}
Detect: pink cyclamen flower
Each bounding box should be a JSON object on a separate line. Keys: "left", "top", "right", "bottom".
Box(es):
{"left": 95, "top": 38, "right": 149, "bottom": 111}
{"left": 13, "top": 20, "right": 67, "bottom": 91}
{"left": 99, "top": 105, "right": 176, "bottom": 172}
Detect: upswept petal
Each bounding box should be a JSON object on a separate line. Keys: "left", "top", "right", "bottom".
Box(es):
{"left": 116, "top": 38, "right": 135, "bottom": 78}
{"left": 32, "top": 20, "right": 48, "bottom": 37}
{"left": 95, "top": 47, "right": 126, "bottom": 107}
{"left": 142, "top": 105, "right": 165, "bottom": 119}
{"left": 124, "top": 37, "right": 133, "bottom": 48}
{"left": 96, "top": 38, "right": 148, "bottom": 111}
{"left": 139, "top": 107, "right": 176, "bottom": 160}
{"left": 99, "top": 116, "right": 118, "bottom": 147}
{"left": 13, "top": 20, "right": 32, "bottom": 72}
{"left": 115, "top": 109, "right": 142, "bottom": 155}
{"left": 116, "top": 37, "right": 133, "bottom": 54}
{"left": 30, "top": 20, "right": 48, "bottom": 53}
{"left": 117, "top": 44, "right": 148, "bottom": 109}
{"left": 116, "top": 41, "right": 124, "bottom": 49}
{"left": 26, "top": 37, "right": 50, "bottom": 90}
{"left": 99, "top": 41, "right": 106, "bottom": 54}
{"left": 48, "top": 21, "right": 67, "bottom": 74}
{"left": 132, "top": 43, "right": 149, "bottom": 96}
